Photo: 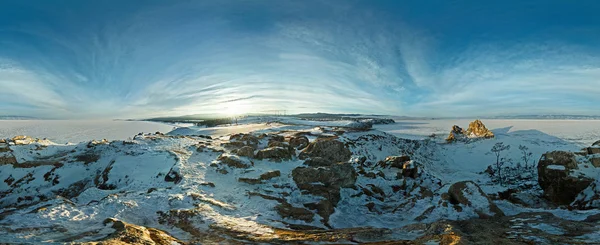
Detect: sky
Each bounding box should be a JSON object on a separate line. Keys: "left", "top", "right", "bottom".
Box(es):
{"left": 0, "top": 0, "right": 599, "bottom": 119}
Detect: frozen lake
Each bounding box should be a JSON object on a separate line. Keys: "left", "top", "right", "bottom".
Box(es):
{"left": 1, "top": 119, "right": 599, "bottom": 147}
{"left": 376, "top": 119, "right": 600, "bottom": 147}
{"left": 0, "top": 120, "right": 175, "bottom": 144}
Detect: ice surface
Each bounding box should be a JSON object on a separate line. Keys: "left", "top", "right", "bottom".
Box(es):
{"left": 0, "top": 120, "right": 174, "bottom": 144}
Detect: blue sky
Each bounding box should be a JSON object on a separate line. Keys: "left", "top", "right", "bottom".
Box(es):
{"left": 0, "top": 0, "right": 599, "bottom": 119}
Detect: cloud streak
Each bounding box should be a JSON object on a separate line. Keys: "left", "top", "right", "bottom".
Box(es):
{"left": 0, "top": 0, "right": 598, "bottom": 118}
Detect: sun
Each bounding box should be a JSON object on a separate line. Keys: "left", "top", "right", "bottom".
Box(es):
{"left": 222, "top": 100, "right": 251, "bottom": 117}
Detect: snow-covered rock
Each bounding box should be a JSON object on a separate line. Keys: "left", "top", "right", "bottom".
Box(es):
{"left": 447, "top": 181, "right": 504, "bottom": 218}
{"left": 537, "top": 151, "right": 594, "bottom": 205}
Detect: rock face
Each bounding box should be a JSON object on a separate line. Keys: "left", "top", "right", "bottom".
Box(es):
{"left": 537, "top": 151, "right": 593, "bottom": 205}
{"left": 448, "top": 181, "right": 504, "bottom": 218}
{"left": 255, "top": 147, "right": 292, "bottom": 161}
{"left": 446, "top": 120, "right": 494, "bottom": 142}
{"left": 465, "top": 119, "right": 495, "bottom": 138}
{"left": 298, "top": 138, "right": 352, "bottom": 163}
{"left": 235, "top": 146, "right": 255, "bottom": 158}
{"left": 291, "top": 158, "right": 357, "bottom": 225}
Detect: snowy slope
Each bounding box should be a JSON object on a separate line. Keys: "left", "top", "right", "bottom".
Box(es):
{"left": 1, "top": 120, "right": 600, "bottom": 244}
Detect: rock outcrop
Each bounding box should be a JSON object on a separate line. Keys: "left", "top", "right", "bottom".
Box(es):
{"left": 537, "top": 151, "right": 593, "bottom": 205}
{"left": 291, "top": 158, "right": 357, "bottom": 225}
{"left": 466, "top": 119, "right": 495, "bottom": 139}
{"left": 255, "top": 147, "right": 292, "bottom": 161}
{"left": 298, "top": 138, "right": 352, "bottom": 163}
{"left": 446, "top": 120, "right": 494, "bottom": 142}
{"left": 447, "top": 181, "right": 504, "bottom": 218}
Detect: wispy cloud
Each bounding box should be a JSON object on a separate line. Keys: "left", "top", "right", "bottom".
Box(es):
{"left": 0, "top": 0, "right": 598, "bottom": 118}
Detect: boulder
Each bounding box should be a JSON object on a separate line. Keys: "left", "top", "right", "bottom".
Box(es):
{"left": 235, "top": 146, "right": 255, "bottom": 158}
{"left": 448, "top": 181, "right": 504, "bottom": 218}
{"left": 537, "top": 151, "right": 593, "bottom": 205}
{"left": 299, "top": 138, "right": 352, "bottom": 163}
{"left": 255, "top": 147, "right": 292, "bottom": 162}
{"left": 401, "top": 160, "right": 419, "bottom": 179}
{"left": 466, "top": 120, "right": 495, "bottom": 138}
{"left": 289, "top": 136, "right": 309, "bottom": 150}
{"left": 587, "top": 145, "right": 600, "bottom": 155}
{"left": 228, "top": 133, "right": 259, "bottom": 149}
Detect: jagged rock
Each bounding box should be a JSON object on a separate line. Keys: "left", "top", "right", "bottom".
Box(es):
{"left": 235, "top": 146, "right": 255, "bottom": 158}
{"left": 448, "top": 181, "right": 504, "bottom": 218}
{"left": 298, "top": 138, "right": 352, "bottom": 163}
{"left": 289, "top": 136, "right": 309, "bottom": 150}
{"left": 217, "top": 155, "right": 252, "bottom": 168}
{"left": 446, "top": 125, "right": 466, "bottom": 142}
{"left": 255, "top": 147, "right": 292, "bottom": 161}
{"left": 401, "top": 160, "right": 419, "bottom": 179}
{"left": 466, "top": 119, "right": 495, "bottom": 138}
{"left": 537, "top": 151, "right": 593, "bottom": 205}
{"left": 446, "top": 120, "right": 494, "bottom": 142}
{"left": 379, "top": 155, "right": 411, "bottom": 168}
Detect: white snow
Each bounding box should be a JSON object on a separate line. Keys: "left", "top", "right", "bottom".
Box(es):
{"left": 1, "top": 117, "right": 600, "bottom": 243}
{"left": 546, "top": 165, "right": 566, "bottom": 171}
